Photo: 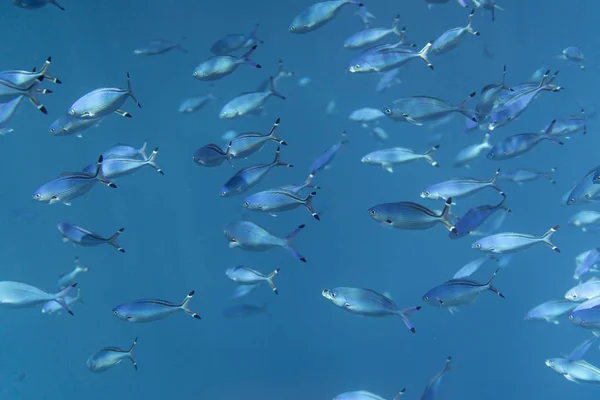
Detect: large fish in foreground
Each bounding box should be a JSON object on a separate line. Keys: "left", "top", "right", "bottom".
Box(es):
{"left": 0, "top": 281, "right": 77, "bottom": 315}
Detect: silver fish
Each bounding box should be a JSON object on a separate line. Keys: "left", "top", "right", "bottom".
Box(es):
{"left": 430, "top": 9, "right": 480, "bottom": 55}
{"left": 524, "top": 299, "right": 577, "bottom": 324}
{"left": 361, "top": 145, "right": 440, "bottom": 172}
{"left": 219, "top": 77, "right": 285, "bottom": 119}
{"left": 49, "top": 114, "right": 103, "bottom": 137}
{"left": 420, "top": 168, "right": 503, "bottom": 200}
{"left": 57, "top": 257, "right": 89, "bottom": 289}
{"left": 133, "top": 38, "right": 187, "bottom": 55}
{"left": 420, "top": 356, "right": 452, "bottom": 400}
{"left": 472, "top": 225, "right": 560, "bottom": 254}
{"left": 565, "top": 278, "right": 600, "bottom": 302}
{"left": 86, "top": 338, "right": 138, "bottom": 373}
{"left": 227, "top": 117, "right": 285, "bottom": 159}
{"left": 289, "top": 0, "right": 364, "bottom": 34}
{"left": 193, "top": 45, "right": 261, "bottom": 81}
{"left": 226, "top": 266, "right": 280, "bottom": 295}
{"left": 58, "top": 223, "right": 125, "bottom": 253}
{"left": 113, "top": 291, "right": 201, "bottom": 322}
{"left": 0, "top": 281, "right": 77, "bottom": 315}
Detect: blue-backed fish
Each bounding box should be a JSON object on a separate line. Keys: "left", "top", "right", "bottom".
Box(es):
{"left": 210, "top": 24, "right": 263, "bottom": 55}
{"left": 546, "top": 335, "right": 600, "bottom": 384}
{"left": 334, "top": 389, "right": 406, "bottom": 400}
{"left": 227, "top": 117, "right": 285, "bottom": 159}
{"left": 453, "top": 134, "right": 491, "bottom": 168}
{"left": 243, "top": 189, "right": 319, "bottom": 220}
{"left": 498, "top": 168, "right": 556, "bottom": 185}
{"left": 309, "top": 132, "right": 348, "bottom": 178}
{"left": 289, "top": 0, "right": 364, "bottom": 34}
{"left": 361, "top": 145, "right": 440, "bottom": 172}
{"left": 421, "top": 168, "right": 503, "bottom": 201}
{"left": 348, "top": 41, "right": 434, "bottom": 73}
{"left": 133, "top": 38, "right": 187, "bottom": 55}
{"left": 12, "top": 0, "right": 64, "bottom": 10}
{"left": 574, "top": 248, "right": 600, "bottom": 281}
{"left": 449, "top": 194, "right": 511, "bottom": 239}
{"left": 193, "top": 45, "right": 261, "bottom": 81}
{"left": 343, "top": 15, "right": 403, "bottom": 49}
{"left": 558, "top": 46, "right": 585, "bottom": 70}
{"left": 86, "top": 337, "right": 138, "bottom": 373}
{"left": 0, "top": 78, "right": 49, "bottom": 114}
{"left": 57, "top": 257, "right": 88, "bottom": 289}
{"left": 219, "top": 77, "right": 285, "bottom": 119}
{"left": 545, "top": 108, "right": 586, "bottom": 138}
{"left": 420, "top": 356, "right": 452, "bottom": 400}
{"left": 0, "top": 281, "right": 77, "bottom": 315}
{"left": 113, "top": 290, "right": 201, "bottom": 322}
{"left": 369, "top": 198, "right": 456, "bottom": 233}
{"left": 42, "top": 288, "right": 82, "bottom": 315}
{"left": 322, "top": 287, "right": 421, "bottom": 333}
{"left": 383, "top": 92, "right": 477, "bottom": 125}
{"left": 223, "top": 221, "right": 307, "bottom": 262}
{"left": 49, "top": 114, "right": 103, "bottom": 137}
{"left": 57, "top": 223, "right": 125, "bottom": 253}
{"left": 569, "top": 211, "right": 600, "bottom": 232}
{"left": 68, "top": 73, "right": 141, "bottom": 119}
{"left": 0, "top": 56, "right": 61, "bottom": 87}
{"left": 430, "top": 9, "right": 480, "bottom": 55}
{"left": 525, "top": 299, "right": 577, "bottom": 324}
{"left": 565, "top": 278, "right": 600, "bottom": 302}
{"left": 178, "top": 93, "right": 219, "bottom": 114}
{"left": 472, "top": 0, "right": 504, "bottom": 21}
{"left": 472, "top": 225, "right": 560, "bottom": 254}
{"left": 192, "top": 144, "right": 231, "bottom": 168}
{"left": 226, "top": 266, "right": 280, "bottom": 295}
{"left": 255, "top": 59, "right": 294, "bottom": 92}
{"left": 487, "top": 121, "right": 563, "bottom": 160}
{"left": 83, "top": 143, "right": 163, "bottom": 179}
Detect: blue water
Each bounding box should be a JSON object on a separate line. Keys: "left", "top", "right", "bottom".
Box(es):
{"left": 0, "top": 0, "right": 599, "bottom": 398}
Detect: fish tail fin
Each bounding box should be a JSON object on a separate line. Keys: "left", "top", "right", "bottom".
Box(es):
{"left": 179, "top": 290, "right": 202, "bottom": 319}
{"left": 457, "top": 91, "right": 478, "bottom": 122}
{"left": 500, "top": 65, "right": 512, "bottom": 91}
{"left": 488, "top": 168, "right": 503, "bottom": 194}
{"left": 423, "top": 144, "right": 440, "bottom": 167}
{"left": 126, "top": 72, "right": 142, "bottom": 109}
{"left": 128, "top": 337, "right": 138, "bottom": 370}
{"left": 146, "top": 147, "right": 164, "bottom": 175}
{"left": 485, "top": 268, "right": 505, "bottom": 298}
{"left": 23, "top": 83, "right": 47, "bottom": 114}
{"left": 250, "top": 23, "right": 264, "bottom": 44}
{"left": 268, "top": 76, "right": 286, "bottom": 100}
{"left": 268, "top": 117, "right": 286, "bottom": 145}
{"left": 93, "top": 155, "right": 117, "bottom": 188}
{"left": 541, "top": 225, "right": 560, "bottom": 253}
{"left": 266, "top": 268, "right": 280, "bottom": 295}
{"left": 273, "top": 146, "right": 293, "bottom": 168}
{"left": 303, "top": 191, "right": 320, "bottom": 221}
{"left": 546, "top": 167, "right": 557, "bottom": 184}
{"left": 441, "top": 197, "right": 457, "bottom": 234}
{"left": 391, "top": 14, "right": 401, "bottom": 35}
{"left": 304, "top": 174, "right": 320, "bottom": 190}
{"left": 466, "top": 9, "right": 480, "bottom": 35}
{"left": 284, "top": 224, "right": 307, "bottom": 262}
{"left": 397, "top": 305, "right": 421, "bottom": 333}
{"left": 139, "top": 142, "right": 149, "bottom": 158}
{"left": 75, "top": 257, "right": 89, "bottom": 273}
{"left": 241, "top": 45, "right": 262, "bottom": 69}
{"left": 53, "top": 283, "right": 77, "bottom": 316}
{"left": 482, "top": 133, "right": 491, "bottom": 146}
{"left": 392, "top": 389, "right": 407, "bottom": 400}
{"left": 176, "top": 37, "right": 189, "bottom": 53}
{"left": 108, "top": 228, "right": 125, "bottom": 253}
{"left": 339, "top": 131, "right": 349, "bottom": 146}
{"left": 417, "top": 41, "right": 434, "bottom": 70}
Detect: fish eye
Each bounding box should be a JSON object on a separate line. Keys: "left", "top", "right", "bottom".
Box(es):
{"left": 383, "top": 108, "right": 392, "bottom": 115}
{"left": 330, "top": 292, "right": 336, "bottom": 298}
{"left": 243, "top": 201, "right": 249, "bottom": 207}
{"left": 438, "top": 300, "right": 444, "bottom": 305}
{"left": 568, "top": 314, "right": 573, "bottom": 320}
{"left": 34, "top": 193, "right": 41, "bottom": 199}
{"left": 585, "top": 193, "right": 592, "bottom": 199}
{"left": 354, "top": 64, "right": 360, "bottom": 70}
{"left": 568, "top": 198, "right": 575, "bottom": 205}
{"left": 475, "top": 243, "right": 481, "bottom": 249}
{"left": 290, "top": 26, "right": 296, "bottom": 31}
{"left": 343, "top": 302, "right": 350, "bottom": 308}
{"left": 49, "top": 127, "right": 55, "bottom": 133}
{"left": 572, "top": 294, "right": 578, "bottom": 299}
{"left": 423, "top": 191, "right": 430, "bottom": 196}
{"left": 112, "top": 310, "right": 118, "bottom": 315}
{"left": 68, "top": 109, "right": 75, "bottom": 115}
{"left": 423, "top": 296, "right": 429, "bottom": 301}
{"left": 193, "top": 71, "right": 198, "bottom": 77}
{"left": 220, "top": 191, "right": 227, "bottom": 197}
{"left": 369, "top": 209, "right": 376, "bottom": 216}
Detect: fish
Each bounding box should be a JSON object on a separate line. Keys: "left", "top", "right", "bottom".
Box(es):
{"left": 420, "top": 168, "right": 503, "bottom": 201}
{"left": 32, "top": 155, "right": 116, "bottom": 206}
{"left": 524, "top": 299, "right": 577, "bottom": 324}
{"left": 472, "top": 0, "right": 504, "bottom": 21}
{"left": 42, "top": 288, "right": 83, "bottom": 315}
{"left": 222, "top": 304, "right": 267, "bottom": 318}
{"left": 57, "top": 223, "right": 125, "bottom": 253}
{"left": 375, "top": 68, "right": 402, "bottom": 93}
{"left": 0, "top": 281, "right": 77, "bottom": 315}
{"left": 420, "top": 356, "right": 452, "bottom": 400}
{"left": 453, "top": 255, "right": 503, "bottom": 279}
{"left": 422, "top": 269, "right": 504, "bottom": 313}
{"left": 49, "top": 114, "right": 103, "bottom": 137}
{"left": 565, "top": 166, "right": 600, "bottom": 206}
{"left": 192, "top": 144, "right": 231, "bottom": 168}
{"left": 86, "top": 338, "right": 138, "bottom": 373}
{"left": 210, "top": 24, "right": 263, "bottom": 55}
{"left": 497, "top": 168, "right": 556, "bottom": 185}
{"left": 225, "top": 266, "right": 280, "bottom": 295}
{"left": 223, "top": 221, "right": 307, "bottom": 262}
{"left": 220, "top": 146, "right": 293, "bottom": 197}
{"left": 243, "top": 189, "right": 320, "bottom": 220}
{"left": 113, "top": 290, "right": 201, "bottom": 322}
{"left": 193, "top": 45, "right": 261, "bottom": 81}
{"left": 565, "top": 278, "right": 600, "bottom": 302}
{"left": 322, "top": 287, "right": 421, "bottom": 333}
{"left": 472, "top": 225, "right": 560, "bottom": 254}
{"left": 57, "top": 257, "right": 89, "bottom": 289}
{"left": 0, "top": 78, "right": 49, "bottom": 114}
{"left": 348, "top": 41, "right": 434, "bottom": 73}
{"left": 570, "top": 211, "right": 600, "bottom": 231}
{"left": 68, "top": 73, "right": 141, "bottom": 119}
{"left": 349, "top": 108, "right": 386, "bottom": 126}
{"left": 574, "top": 248, "right": 600, "bottom": 281}
{"left": 0, "top": 56, "right": 61, "bottom": 87}
{"left": 255, "top": 59, "right": 294, "bottom": 92}
{"left": 82, "top": 143, "right": 163, "bottom": 179}
{"left": 335, "top": 389, "right": 405, "bottom": 400}
{"left": 430, "top": 9, "right": 480, "bottom": 55}
{"left": 12, "top": 0, "right": 64, "bottom": 10}
{"left": 133, "top": 38, "right": 187, "bottom": 55}
{"left": 227, "top": 117, "right": 286, "bottom": 159}
{"left": 343, "top": 15, "right": 403, "bottom": 49}
{"left": 568, "top": 307, "right": 600, "bottom": 330}
{"left": 219, "top": 77, "right": 285, "bottom": 119}
{"left": 383, "top": 92, "right": 477, "bottom": 125}
{"left": 545, "top": 108, "right": 586, "bottom": 138}
{"left": 449, "top": 194, "right": 511, "bottom": 239}
{"left": 368, "top": 198, "right": 456, "bottom": 233}
{"left": 289, "top": 0, "right": 364, "bottom": 34}
{"left": 453, "top": 134, "right": 492, "bottom": 168}
{"left": 486, "top": 121, "right": 564, "bottom": 160}
{"left": 558, "top": 46, "right": 585, "bottom": 70}
{"left": 178, "top": 93, "right": 219, "bottom": 114}
{"left": 309, "top": 132, "right": 348, "bottom": 178}
{"left": 0, "top": 96, "right": 24, "bottom": 132}
{"left": 361, "top": 145, "right": 440, "bottom": 172}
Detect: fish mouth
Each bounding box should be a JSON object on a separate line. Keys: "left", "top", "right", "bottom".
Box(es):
{"left": 321, "top": 289, "right": 334, "bottom": 300}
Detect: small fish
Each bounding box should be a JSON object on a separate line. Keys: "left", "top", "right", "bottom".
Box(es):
{"left": 368, "top": 198, "right": 456, "bottom": 233}
{"left": 361, "top": 145, "right": 440, "bottom": 172}
{"left": 545, "top": 108, "right": 586, "bottom": 138}
{"left": 0, "top": 96, "right": 24, "bottom": 132}
{"left": 133, "top": 38, "right": 187, "bottom": 55}
{"left": 226, "top": 266, "right": 280, "bottom": 295}
{"left": 375, "top": 68, "right": 402, "bottom": 93}
{"left": 178, "top": 93, "right": 219, "bottom": 114}
{"left": 371, "top": 126, "right": 389, "bottom": 142}
{"left": 565, "top": 278, "right": 600, "bottom": 302}
{"left": 49, "top": 114, "right": 103, "bottom": 137}
{"left": 420, "top": 356, "right": 452, "bottom": 400}
{"left": 354, "top": 4, "right": 376, "bottom": 28}
{"left": 449, "top": 194, "right": 511, "bottom": 239}
{"left": 420, "top": 168, "right": 503, "bottom": 201}
{"left": 0, "top": 78, "right": 49, "bottom": 114}
{"left": 12, "top": 0, "right": 64, "bottom": 10}
{"left": 57, "top": 223, "right": 125, "bottom": 253}
{"left": 545, "top": 335, "right": 600, "bottom": 384}
{"left": 558, "top": 46, "right": 585, "bottom": 70}
{"left": 524, "top": 299, "right": 577, "bottom": 324}
{"left": 568, "top": 307, "right": 600, "bottom": 330}
{"left": 223, "top": 303, "right": 267, "bottom": 318}
{"left": 42, "top": 288, "right": 82, "bottom": 315}
{"left": 430, "top": 9, "right": 480, "bottom": 55}
{"left": 383, "top": 92, "right": 477, "bottom": 125}
{"left": 487, "top": 121, "right": 564, "bottom": 160}
{"left": 423, "top": 269, "right": 504, "bottom": 313}
{"left": 453, "top": 133, "right": 492, "bottom": 168}
{"left": 223, "top": 221, "right": 307, "bottom": 262}
{"left": 82, "top": 143, "right": 163, "bottom": 179}
{"left": 566, "top": 166, "right": 600, "bottom": 206}
{"left": 57, "top": 257, "right": 89, "bottom": 289}
{"left": 0, "top": 281, "right": 77, "bottom": 315}
{"left": 569, "top": 211, "right": 600, "bottom": 231}
{"left": 322, "top": 287, "right": 421, "bottom": 333}
{"left": 472, "top": 225, "right": 560, "bottom": 254}
{"left": 68, "top": 73, "right": 141, "bottom": 119}
{"left": 32, "top": 155, "right": 116, "bottom": 206}
{"left": 349, "top": 107, "right": 386, "bottom": 126}
{"left": 472, "top": 0, "right": 504, "bottom": 21}
{"left": 0, "top": 56, "right": 61, "bottom": 87}
{"left": 227, "top": 117, "right": 286, "bottom": 159}
{"left": 348, "top": 41, "right": 434, "bottom": 73}
{"left": 334, "top": 389, "right": 406, "bottom": 400}
{"left": 220, "top": 146, "right": 293, "bottom": 197}
{"left": 193, "top": 45, "right": 262, "bottom": 81}
{"left": 113, "top": 291, "right": 201, "bottom": 322}
{"left": 309, "top": 132, "right": 348, "bottom": 178}
{"left": 255, "top": 59, "right": 294, "bottom": 92}
{"left": 210, "top": 24, "right": 263, "bottom": 55}
{"left": 453, "top": 255, "right": 502, "bottom": 279}
{"left": 219, "top": 77, "right": 285, "bottom": 119}
{"left": 343, "top": 15, "right": 403, "bottom": 49}
{"left": 86, "top": 338, "right": 138, "bottom": 373}
{"left": 192, "top": 144, "right": 230, "bottom": 168}
{"left": 289, "top": 0, "right": 364, "bottom": 34}
{"left": 243, "top": 189, "right": 320, "bottom": 220}
{"left": 574, "top": 248, "right": 600, "bottom": 281}
{"left": 498, "top": 167, "right": 556, "bottom": 185}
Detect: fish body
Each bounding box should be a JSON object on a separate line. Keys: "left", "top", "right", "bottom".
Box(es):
{"left": 559, "top": 46, "right": 585, "bottom": 70}
{"left": 87, "top": 338, "right": 138, "bottom": 373}
{"left": 525, "top": 299, "right": 577, "bottom": 324}
{"left": 0, "top": 56, "right": 61, "bottom": 88}
{"left": 545, "top": 109, "right": 586, "bottom": 137}
{"left": 322, "top": 287, "right": 421, "bottom": 333}
{"left": 193, "top": 45, "right": 261, "bottom": 81}
{"left": 68, "top": 73, "right": 141, "bottom": 119}
{"left": 449, "top": 194, "right": 510, "bottom": 239}
{"left": 83, "top": 143, "right": 163, "bottom": 179}
{"left": 219, "top": 77, "right": 284, "bottom": 119}
{"left": 368, "top": 198, "right": 455, "bottom": 233}
{"left": 133, "top": 38, "right": 187, "bottom": 55}
{"left": 42, "top": 289, "right": 82, "bottom": 315}
{"left": 309, "top": 132, "right": 348, "bottom": 178}
{"left": 0, "top": 78, "right": 48, "bottom": 114}
{"left": 472, "top": 225, "right": 560, "bottom": 254}
{"left": 57, "top": 223, "right": 125, "bottom": 253}
{"left": 569, "top": 307, "right": 600, "bottom": 330}
{"left": 0, "top": 281, "right": 76, "bottom": 314}
{"left": 0, "top": 96, "right": 24, "bottom": 131}
{"left": 12, "top": 0, "right": 64, "bottom": 10}
{"left": 243, "top": 189, "right": 319, "bottom": 220}
{"left": 57, "top": 257, "right": 88, "bottom": 289}
{"left": 498, "top": 168, "right": 556, "bottom": 184}
{"left": 210, "top": 24, "right": 262, "bottom": 55}
{"left": 383, "top": 93, "right": 477, "bottom": 125}
{"left": 349, "top": 107, "right": 385, "bottom": 124}
{"left": 487, "top": 128, "right": 563, "bottom": 161}
{"left": 421, "top": 168, "right": 502, "bottom": 200}
{"left": 192, "top": 144, "right": 230, "bottom": 167}
{"left": 289, "top": 0, "right": 363, "bottom": 34}
{"left": 178, "top": 94, "right": 219, "bottom": 114}
{"left": 574, "top": 249, "right": 600, "bottom": 280}
{"left": 49, "top": 114, "right": 102, "bottom": 137}
{"left": 348, "top": 42, "right": 433, "bottom": 73}
{"left": 227, "top": 118, "right": 285, "bottom": 159}
{"left": 226, "top": 266, "right": 280, "bottom": 294}
{"left": 420, "top": 357, "right": 452, "bottom": 400}
{"left": 223, "top": 304, "right": 267, "bottom": 318}
{"left": 430, "top": 9, "right": 480, "bottom": 55}
{"left": 113, "top": 291, "right": 201, "bottom": 322}
{"left": 565, "top": 278, "right": 600, "bottom": 302}
{"left": 566, "top": 166, "right": 600, "bottom": 206}
{"left": 453, "top": 133, "right": 492, "bottom": 167}
{"left": 361, "top": 145, "right": 439, "bottom": 172}
{"left": 223, "top": 221, "right": 307, "bottom": 262}
{"left": 343, "top": 15, "right": 402, "bottom": 49}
